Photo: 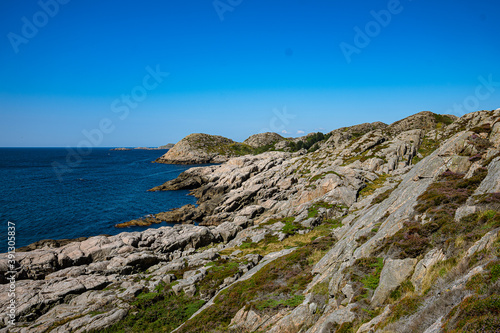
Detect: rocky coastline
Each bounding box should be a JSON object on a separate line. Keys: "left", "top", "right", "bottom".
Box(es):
{"left": 2, "top": 110, "right": 500, "bottom": 332}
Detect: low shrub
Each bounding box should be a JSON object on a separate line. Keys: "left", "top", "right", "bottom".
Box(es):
{"left": 96, "top": 291, "right": 205, "bottom": 333}
{"left": 176, "top": 237, "right": 334, "bottom": 332}
{"left": 443, "top": 295, "right": 500, "bottom": 332}
{"left": 383, "top": 169, "right": 493, "bottom": 259}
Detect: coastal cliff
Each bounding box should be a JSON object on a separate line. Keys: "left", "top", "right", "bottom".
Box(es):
{"left": 1, "top": 109, "right": 500, "bottom": 333}
{"left": 154, "top": 132, "right": 285, "bottom": 164}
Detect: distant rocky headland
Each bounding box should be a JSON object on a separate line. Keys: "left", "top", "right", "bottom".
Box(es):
{"left": 110, "top": 144, "right": 175, "bottom": 151}
{"left": 2, "top": 110, "right": 500, "bottom": 333}
{"left": 153, "top": 132, "right": 285, "bottom": 164}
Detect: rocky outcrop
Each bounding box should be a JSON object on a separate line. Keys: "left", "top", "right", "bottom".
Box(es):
{"left": 0, "top": 223, "right": 245, "bottom": 331}
{"left": 371, "top": 258, "right": 417, "bottom": 306}
{"left": 243, "top": 132, "right": 284, "bottom": 148}
{"left": 3, "top": 109, "right": 500, "bottom": 333}
{"left": 155, "top": 133, "right": 243, "bottom": 164}
{"left": 411, "top": 248, "right": 445, "bottom": 293}
{"left": 16, "top": 237, "right": 89, "bottom": 252}
{"left": 387, "top": 111, "right": 455, "bottom": 135}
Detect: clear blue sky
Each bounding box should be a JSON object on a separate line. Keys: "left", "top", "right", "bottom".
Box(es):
{"left": 1, "top": 0, "right": 499, "bottom": 147}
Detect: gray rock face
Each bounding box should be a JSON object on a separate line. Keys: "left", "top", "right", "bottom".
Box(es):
{"left": 466, "top": 228, "right": 500, "bottom": 257}
{"left": 356, "top": 305, "right": 391, "bottom": 333}
{"left": 0, "top": 223, "right": 252, "bottom": 332}
{"left": 229, "top": 307, "right": 287, "bottom": 332}
{"left": 455, "top": 205, "right": 480, "bottom": 221}
{"left": 371, "top": 258, "right": 417, "bottom": 307}
{"left": 311, "top": 132, "right": 468, "bottom": 298}
{"left": 388, "top": 111, "right": 445, "bottom": 135}
{"left": 490, "top": 121, "right": 500, "bottom": 147}
{"left": 243, "top": 132, "right": 284, "bottom": 148}
{"left": 266, "top": 302, "right": 312, "bottom": 333}
{"left": 4, "top": 110, "right": 499, "bottom": 332}
{"left": 411, "top": 248, "right": 445, "bottom": 294}
{"left": 211, "top": 222, "right": 242, "bottom": 243}
{"left": 474, "top": 157, "right": 500, "bottom": 194}
{"left": 423, "top": 316, "right": 444, "bottom": 333}
{"left": 306, "top": 303, "right": 356, "bottom": 333}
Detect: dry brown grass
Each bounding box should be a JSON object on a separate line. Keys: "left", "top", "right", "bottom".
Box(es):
{"left": 420, "top": 258, "right": 459, "bottom": 294}
{"left": 221, "top": 228, "right": 331, "bottom": 257}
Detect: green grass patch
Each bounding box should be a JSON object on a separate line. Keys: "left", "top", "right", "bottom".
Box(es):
{"left": 384, "top": 295, "right": 423, "bottom": 326}
{"left": 311, "top": 281, "right": 329, "bottom": 296}
{"left": 343, "top": 153, "right": 386, "bottom": 166}
{"left": 240, "top": 233, "right": 279, "bottom": 251}
{"left": 361, "top": 257, "right": 384, "bottom": 290}
{"left": 197, "top": 259, "right": 241, "bottom": 298}
{"left": 443, "top": 294, "right": 500, "bottom": 332}
{"left": 282, "top": 221, "right": 304, "bottom": 235}
{"left": 93, "top": 292, "right": 205, "bottom": 333}
{"left": 359, "top": 174, "right": 390, "bottom": 198}
{"left": 412, "top": 136, "right": 439, "bottom": 164}
{"left": 433, "top": 114, "right": 454, "bottom": 126}
{"left": 466, "top": 260, "right": 500, "bottom": 295}
{"left": 389, "top": 279, "right": 415, "bottom": 301}
{"left": 487, "top": 260, "right": 500, "bottom": 282}
{"left": 310, "top": 170, "right": 343, "bottom": 182}
{"left": 254, "top": 294, "right": 305, "bottom": 310}
{"left": 342, "top": 257, "right": 384, "bottom": 305}
{"left": 307, "top": 201, "right": 334, "bottom": 218}
{"left": 176, "top": 237, "right": 334, "bottom": 333}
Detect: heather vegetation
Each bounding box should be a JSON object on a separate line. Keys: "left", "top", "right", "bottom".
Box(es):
{"left": 8, "top": 110, "right": 500, "bottom": 333}
{"left": 177, "top": 237, "right": 334, "bottom": 333}
{"left": 378, "top": 169, "right": 489, "bottom": 258}
{"left": 95, "top": 290, "right": 205, "bottom": 333}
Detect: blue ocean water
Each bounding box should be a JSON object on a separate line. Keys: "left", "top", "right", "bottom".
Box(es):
{"left": 0, "top": 148, "right": 197, "bottom": 252}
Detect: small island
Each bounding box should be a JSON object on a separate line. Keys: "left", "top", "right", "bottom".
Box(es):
{"left": 110, "top": 144, "right": 175, "bottom": 151}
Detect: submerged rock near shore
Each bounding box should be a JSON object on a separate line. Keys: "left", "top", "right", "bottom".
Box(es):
{"left": 2, "top": 110, "right": 500, "bottom": 333}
